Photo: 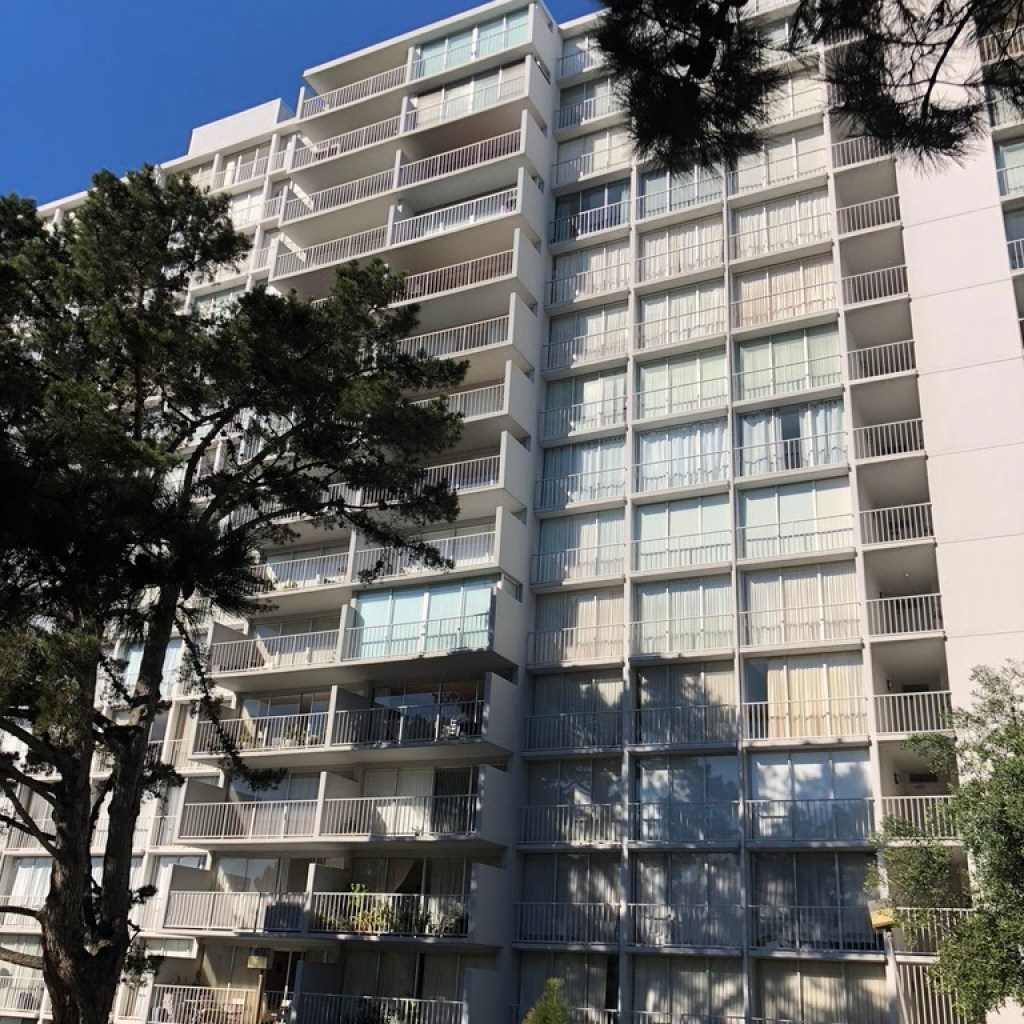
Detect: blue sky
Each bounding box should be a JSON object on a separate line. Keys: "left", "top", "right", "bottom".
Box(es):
{"left": 0, "top": 0, "right": 596, "bottom": 205}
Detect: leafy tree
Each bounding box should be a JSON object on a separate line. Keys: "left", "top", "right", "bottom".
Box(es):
{"left": 522, "top": 978, "right": 572, "bottom": 1024}
{"left": 873, "top": 662, "right": 1024, "bottom": 1023}
{"left": 596, "top": 0, "right": 1024, "bottom": 171}
{"left": 0, "top": 166, "right": 467, "bottom": 1024}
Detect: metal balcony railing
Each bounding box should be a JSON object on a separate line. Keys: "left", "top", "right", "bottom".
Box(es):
{"left": 298, "top": 993, "right": 463, "bottom": 1024}
{"left": 831, "top": 135, "right": 890, "bottom": 168}
{"left": 534, "top": 467, "right": 626, "bottom": 510}
{"left": 767, "top": 85, "right": 824, "bottom": 123}
{"left": 543, "top": 325, "right": 630, "bottom": 372}
{"left": 874, "top": 690, "right": 952, "bottom": 735}
{"left": 555, "top": 93, "right": 620, "bottom": 130}
{"left": 163, "top": 890, "right": 307, "bottom": 932}
{"left": 881, "top": 795, "right": 957, "bottom": 838}
{"left": 631, "top": 801, "right": 741, "bottom": 843}
{"left": 148, "top": 986, "right": 261, "bottom": 1024}
{"left": 891, "top": 907, "right": 972, "bottom": 953}
{"left": 736, "top": 431, "right": 846, "bottom": 476}
{"left": 740, "top": 603, "right": 860, "bottom": 646}
{"left": 979, "top": 28, "right": 1024, "bottom": 62}
{"left": 352, "top": 531, "right": 495, "bottom": 580}
{"left": 321, "top": 793, "right": 477, "bottom": 837}
{"left": 551, "top": 199, "right": 631, "bottom": 243}
{"left": 633, "top": 704, "right": 738, "bottom": 746}
{"left": 332, "top": 700, "right": 484, "bottom": 746}
{"left": 404, "top": 74, "right": 527, "bottom": 132}
{"left": 988, "top": 92, "right": 1024, "bottom": 128}
{"left": 746, "top": 798, "right": 875, "bottom": 841}
{"left": 525, "top": 710, "right": 622, "bottom": 750}
{"left": 400, "top": 249, "right": 514, "bottom": 300}
{"left": 532, "top": 543, "right": 625, "bottom": 585}
{"left": 632, "top": 531, "right": 732, "bottom": 572}
{"left": 637, "top": 181, "right": 724, "bottom": 219}
{"left": 397, "top": 315, "right": 510, "bottom": 360}
{"left": 737, "top": 513, "right": 854, "bottom": 559}
{"left": 300, "top": 64, "right": 407, "bottom": 118}
{"left": 517, "top": 902, "right": 619, "bottom": 944}
{"left": 209, "top": 630, "right": 339, "bottom": 675}
{"left": 729, "top": 212, "right": 831, "bottom": 260}
{"left": 630, "top": 903, "right": 743, "bottom": 948}
{"left": 343, "top": 611, "right": 492, "bottom": 660}
{"left": 733, "top": 353, "right": 842, "bottom": 400}
{"left": 1008, "top": 237, "right": 1024, "bottom": 271}
{"left": 727, "top": 149, "right": 828, "bottom": 195}
{"left": 412, "top": 381, "right": 505, "bottom": 419}
{"left": 309, "top": 891, "right": 467, "bottom": 935}
{"left": 867, "top": 594, "right": 943, "bottom": 635}
{"left": 853, "top": 417, "right": 925, "bottom": 459}
{"left": 548, "top": 261, "right": 631, "bottom": 305}
{"left": 195, "top": 711, "right": 331, "bottom": 755}
{"left": 553, "top": 142, "right": 632, "bottom": 187}
{"left": 635, "top": 308, "right": 728, "bottom": 351}
{"left": 837, "top": 194, "right": 901, "bottom": 234}
{"left": 848, "top": 338, "right": 916, "bottom": 380}
{"left": 282, "top": 168, "right": 395, "bottom": 221}
{"left": 743, "top": 697, "right": 868, "bottom": 739}
{"left": 860, "top": 502, "right": 934, "bottom": 545}
{"left": 539, "top": 396, "right": 626, "bottom": 440}
{"left": 520, "top": 802, "right": 621, "bottom": 843}
{"left": 398, "top": 128, "right": 522, "bottom": 187}
{"left": 392, "top": 186, "right": 520, "bottom": 245}
{"left": 635, "top": 239, "right": 723, "bottom": 283}
{"left": 291, "top": 116, "right": 402, "bottom": 169}
{"left": 630, "top": 615, "right": 735, "bottom": 656}
{"left": 248, "top": 552, "right": 350, "bottom": 593}
{"left": 749, "top": 904, "right": 881, "bottom": 951}
{"left": 557, "top": 47, "right": 603, "bottom": 78}
{"left": 632, "top": 452, "right": 730, "bottom": 493}
{"left": 528, "top": 624, "right": 624, "bottom": 665}
{"left": 179, "top": 799, "right": 318, "bottom": 840}
{"left": 730, "top": 281, "right": 836, "bottom": 328}
{"left": 841, "top": 265, "right": 909, "bottom": 305}
{"left": 274, "top": 225, "right": 388, "bottom": 277}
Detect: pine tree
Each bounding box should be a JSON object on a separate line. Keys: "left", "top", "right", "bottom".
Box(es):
{"left": 522, "top": 978, "right": 572, "bottom": 1024}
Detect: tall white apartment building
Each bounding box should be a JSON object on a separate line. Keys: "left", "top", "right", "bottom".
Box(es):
{"left": 8, "top": 2, "right": 1024, "bottom": 1023}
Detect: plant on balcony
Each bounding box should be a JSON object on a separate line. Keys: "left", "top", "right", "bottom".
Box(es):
{"left": 0, "top": 168, "right": 471, "bottom": 1024}
{"left": 346, "top": 885, "right": 395, "bottom": 934}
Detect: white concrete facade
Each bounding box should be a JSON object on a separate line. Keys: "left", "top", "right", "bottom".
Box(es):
{"left": 9, "top": 3, "right": 1024, "bottom": 1023}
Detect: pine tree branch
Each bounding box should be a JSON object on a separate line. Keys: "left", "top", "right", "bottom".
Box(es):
{"left": 0, "top": 761, "right": 57, "bottom": 807}
{"left": 0, "top": 906, "right": 41, "bottom": 920}
{"left": 0, "top": 946, "right": 43, "bottom": 971}
{"left": 0, "top": 719, "right": 56, "bottom": 768}
{"left": 0, "top": 785, "right": 56, "bottom": 857}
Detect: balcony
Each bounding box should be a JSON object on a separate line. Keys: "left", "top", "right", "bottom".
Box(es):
{"left": 292, "top": 117, "right": 402, "bottom": 171}
{"left": 630, "top": 615, "right": 735, "bottom": 657}
{"left": 739, "top": 603, "right": 860, "bottom": 647}
{"left": 408, "top": 21, "right": 531, "bottom": 81}
{"left": 525, "top": 709, "right": 622, "bottom": 751}
{"left": 300, "top": 64, "right": 407, "bottom": 119}
{"left": 749, "top": 904, "right": 881, "bottom": 952}
{"left": 520, "top": 802, "right": 621, "bottom": 844}
{"left": 737, "top": 514, "right": 854, "bottom": 560}
{"left": 554, "top": 141, "right": 633, "bottom": 188}
{"left": 880, "top": 795, "right": 957, "bottom": 839}
{"left": 848, "top": 338, "right": 916, "bottom": 381}
{"left": 735, "top": 431, "right": 847, "bottom": 478}
{"left": 635, "top": 307, "right": 728, "bottom": 353}
{"left": 730, "top": 281, "right": 835, "bottom": 330}
{"left": 733, "top": 354, "right": 842, "bottom": 402}
{"left": 837, "top": 194, "right": 901, "bottom": 234}
{"left": 274, "top": 224, "right": 388, "bottom": 278}
{"left": 543, "top": 325, "right": 629, "bottom": 374}
{"left": 403, "top": 72, "right": 528, "bottom": 134}
{"left": 0, "top": 978, "right": 43, "bottom": 1014}
{"left": 309, "top": 890, "right": 467, "bottom": 937}
{"left": 632, "top": 531, "right": 732, "bottom": 573}
{"left": 841, "top": 265, "right": 909, "bottom": 305}
{"left": 866, "top": 594, "right": 943, "bottom": 636}
{"left": 178, "top": 799, "right": 318, "bottom": 841}
{"left": 874, "top": 690, "right": 952, "bottom": 735}
{"left": 534, "top": 466, "right": 626, "bottom": 512}
{"left": 163, "top": 890, "right": 307, "bottom": 933}
{"left": 296, "top": 993, "right": 463, "bottom": 1024}
{"left": 248, "top": 551, "right": 350, "bottom": 598}
{"left": 631, "top": 801, "right": 741, "bottom": 844}
{"left": 1009, "top": 237, "right": 1024, "bottom": 271}
{"left": 401, "top": 249, "right": 513, "bottom": 301}
{"left": 391, "top": 185, "right": 523, "bottom": 247}
{"left": 532, "top": 543, "right": 625, "bottom": 586}
{"left": 890, "top": 907, "right": 972, "bottom": 954}
{"left": 539, "top": 394, "right": 627, "bottom": 443}
{"left": 831, "top": 135, "right": 890, "bottom": 169}
{"left": 352, "top": 530, "right": 496, "bottom": 581}
{"left": 630, "top": 903, "right": 743, "bottom": 949}
{"left": 342, "top": 611, "right": 491, "bottom": 660}
{"left": 283, "top": 168, "right": 395, "bottom": 222}
{"left": 853, "top": 417, "right": 924, "bottom": 460}
{"left": 527, "top": 623, "right": 623, "bottom": 666}
{"left": 633, "top": 704, "right": 738, "bottom": 748}
{"left": 548, "top": 260, "right": 631, "bottom": 306}
{"left": 978, "top": 28, "right": 1024, "bottom": 62}
{"left": 746, "top": 798, "right": 874, "bottom": 842}
{"left": 147, "top": 986, "right": 267, "bottom": 1024}
{"left": 398, "top": 125, "right": 527, "bottom": 191}
{"left": 635, "top": 239, "right": 723, "bottom": 285}
{"left": 861, "top": 503, "right": 934, "bottom": 545}
{"left": 551, "top": 199, "right": 631, "bottom": 245}
{"left": 516, "top": 902, "right": 619, "bottom": 944}
{"left": 727, "top": 148, "right": 828, "bottom": 196}
{"left": 636, "top": 181, "right": 724, "bottom": 221}
{"left": 728, "top": 212, "right": 832, "bottom": 262}
{"left": 632, "top": 452, "right": 730, "bottom": 494}
{"left": 555, "top": 93, "right": 621, "bottom": 132}
{"left": 209, "top": 630, "right": 340, "bottom": 676}
{"left": 743, "top": 697, "right": 868, "bottom": 740}
{"left": 557, "top": 47, "right": 603, "bottom": 79}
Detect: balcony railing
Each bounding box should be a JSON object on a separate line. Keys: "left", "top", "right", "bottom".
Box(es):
{"left": 539, "top": 396, "right": 627, "bottom": 441}
{"left": 249, "top": 552, "right": 350, "bottom": 593}
{"left": 733, "top": 353, "right": 842, "bottom": 401}
{"left": 556, "top": 93, "right": 620, "bottom": 131}
{"left": 736, "top": 431, "right": 847, "bottom": 476}
{"left": 392, "top": 187, "right": 519, "bottom": 246}
{"left": 398, "top": 128, "right": 522, "bottom": 187}
{"left": 634, "top": 704, "right": 738, "bottom": 747}
{"left": 731, "top": 281, "right": 835, "bottom": 328}
{"left": 318, "top": 793, "right": 475, "bottom": 837}
{"left": 310, "top": 891, "right": 466, "bottom": 936}
{"left": 743, "top": 697, "right": 868, "bottom": 739}
{"left": 729, "top": 212, "right": 832, "bottom": 260}
{"left": 746, "top": 798, "right": 874, "bottom": 841}
{"left": 767, "top": 85, "right": 823, "bottom": 123}
{"left": 737, "top": 513, "right": 854, "bottom": 559}
{"left": 412, "top": 382, "right": 506, "bottom": 420}
{"left": 557, "top": 47, "right": 603, "bottom": 78}
{"left": 979, "top": 28, "right": 1024, "bottom": 62}
{"left": 333, "top": 700, "right": 484, "bottom": 746}
{"left": 551, "top": 199, "right": 631, "bottom": 243}
{"left": 891, "top": 907, "right": 972, "bottom": 954}
{"left": 867, "top": 594, "right": 943, "bottom": 636}
{"left": 848, "top": 338, "right": 916, "bottom": 380}
{"left": 282, "top": 168, "right": 395, "bottom": 221}
{"left": 548, "top": 261, "right": 631, "bottom": 305}
{"left": 635, "top": 239, "right": 723, "bottom": 284}
{"left": 831, "top": 135, "right": 889, "bottom": 168}
{"left": 148, "top": 986, "right": 260, "bottom": 1024}
{"left": 544, "top": 325, "right": 630, "bottom": 372}
{"left": 633, "top": 452, "right": 730, "bottom": 493}
{"left": 881, "top": 795, "right": 957, "bottom": 838}
{"left": 517, "top": 902, "right": 619, "bottom": 943}
{"left": 163, "top": 890, "right": 307, "bottom": 932}
{"left": 0, "top": 979, "right": 44, "bottom": 1013}
{"left": 179, "top": 799, "right": 318, "bottom": 840}
{"left": 397, "top": 315, "right": 510, "bottom": 360}
{"left": 740, "top": 603, "right": 860, "bottom": 646}
{"left": 195, "top": 711, "right": 330, "bottom": 754}
{"left": 528, "top": 624, "right": 624, "bottom": 665}
{"left": 635, "top": 308, "right": 728, "bottom": 351}
{"left": 292, "top": 116, "right": 402, "bottom": 169}
{"left": 749, "top": 904, "right": 880, "bottom": 951}
{"left": 874, "top": 690, "right": 952, "bottom": 735}
{"left": 209, "top": 630, "right": 339, "bottom": 675}
{"left": 637, "top": 181, "right": 724, "bottom": 220}
{"left": 525, "top": 710, "right": 622, "bottom": 750}
{"left": 409, "top": 23, "right": 530, "bottom": 79}
{"left": 404, "top": 74, "right": 527, "bottom": 132}
{"left": 343, "top": 611, "right": 492, "bottom": 660}
{"left": 553, "top": 142, "right": 633, "bottom": 187}
{"left": 988, "top": 92, "right": 1024, "bottom": 128}
{"left": 298, "top": 993, "right": 463, "bottom": 1024}
{"left": 403, "top": 453, "right": 500, "bottom": 494}
{"left": 630, "top": 615, "right": 735, "bottom": 656}
{"left": 632, "top": 531, "right": 732, "bottom": 572}
{"left": 837, "top": 194, "right": 901, "bottom": 234}
{"left": 300, "top": 64, "right": 407, "bottom": 118}
{"left": 534, "top": 467, "right": 626, "bottom": 510}
{"left": 631, "top": 903, "right": 743, "bottom": 948}
{"left": 274, "top": 225, "right": 388, "bottom": 276}
{"left": 532, "top": 543, "right": 625, "bottom": 585}
{"left": 400, "top": 249, "right": 513, "bottom": 300}
{"left": 853, "top": 417, "right": 925, "bottom": 459}
{"left": 861, "top": 503, "right": 934, "bottom": 545}
{"left": 841, "top": 265, "right": 909, "bottom": 305}
{"left": 631, "top": 801, "right": 741, "bottom": 843}
{"left": 727, "top": 149, "right": 828, "bottom": 195}
{"left": 352, "top": 531, "right": 495, "bottom": 580}
{"left": 520, "top": 803, "right": 621, "bottom": 843}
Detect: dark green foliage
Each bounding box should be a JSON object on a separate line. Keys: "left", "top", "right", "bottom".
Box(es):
{"left": 522, "top": 978, "right": 572, "bottom": 1024}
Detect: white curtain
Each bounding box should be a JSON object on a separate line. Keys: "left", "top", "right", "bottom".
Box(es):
{"left": 637, "top": 280, "right": 726, "bottom": 347}
{"left": 636, "top": 419, "right": 728, "bottom": 491}
{"left": 637, "top": 348, "right": 727, "bottom": 418}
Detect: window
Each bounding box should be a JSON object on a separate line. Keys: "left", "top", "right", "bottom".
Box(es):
{"left": 412, "top": 9, "right": 529, "bottom": 78}
{"left": 534, "top": 588, "right": 624, "bottom": 662}
{"left": 634, "top": 755, "right": 740, "bottom": 841}
{"left": 636, "top": 348, "right": 727, "bottom": 420}
{"left": 536, "top": 510, "right": 625, "bottom": 582}
{"left": 555, "top": 127, "right": 631, "bottom": 185}
{"left": 408, "top": 62, "right": 525, "bottom": 129}
{"left": 730, "top": 127, "right": 827, "bottom": 193}
{"left": 633, "top": 577, "right": 733, "bottom": 653}
{"left": 538, "top": 438, "right": 626, "bottom": 508}
{"left": 638, "top": 165, "right": 722, "bottom": 219}
{"left": 543, "top": 369, "right": 626, "bottom": 438}
{"left": 735, "top": 323, "right": 840, "bottom": 399}
{"left": 635, "top": 662, "right": 736, "bottom": 745}
{"left": 553, "top": 180, "right": 630, "bottom": 242}
{"left": 637, "top": 216, "right": 723, "bottom": 283}
{"left": 558, "top": 78, "right": 617, "bottom": 128}
{"left": 731, "top": 189, "right": 830, "bottom": 259}
{"left": 635, "top": 419, "right": 729, "bottom": 492}
{"left": 741, "top": 562, "right": 858, "bottom": 644}
{"left": 738, "top": 478, "right": 852, "bottom": 557}
{"left": 732, "top": 255, "right": 835, "bottom": 328}
{"left": 637, "top": 280, "right": 726, "bottom": 350}
{"left": 551, "top": 240, "right": 630, "bottom": 303}
{"left": 633, "top": 957, "right": 742, "bottom": 1020}
{"left": 546, "top": 302, "right": 628, "bottom": 370}
{"left": 737, "top": 399, "right": 845, "bottom": 475}
{"left": 634, "top": 494, "right": 730, "bottom": 572}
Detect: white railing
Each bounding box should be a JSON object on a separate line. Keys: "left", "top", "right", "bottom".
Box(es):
{"left": 333, "top": 699, "right": 484, "bottom": 746}
{"left": 635, "top": 308, "right": 728, "bottom": 351}
{"left": 551, "top": 200, "right": 631, "bottom": 243}
{"left": 979, "top": 29, "right": 1024, "bottom": 62}
{"left": 539, "top": 395, "right": 627, "bottom": 440}
{"left": 892, "top": 907, "right": 971, "bottom": 953}
{"left": 149, "top": 815, "right": 180, "bottom": 847}
{"left": 630, "top": 903, "right": 743, "bottom": 948}
{"left": 392, "top": 187, "right": 519, "bottom": 246}
{"left": 636, "top": 181, "right": 723, "bottom": 220}
{"left": 727, "top": 149, "right": 828, "bottom": 195}
{"left": 875, "top": 690, "right": 952, "bottom": 735}
{"left": 262, "top": 195, "right": 283, "bottom": 220}
{"left": 397, "top": 315, "right": 509, "bottom": 360}
{"left": 729, "top": 212, "right": 831, "bottom": 260}
{"left": 0, "top": 978, "right": 44, "bottom": 1012}
{"left": 249, "top": 552, "right": 350, "bottom": 593}
{"left": 291, "top": 116, "right": 402, "bottom": 168}
{"left": 274, "top": 225, "right": 388, "bottom": 276}
{"left": 632, "top": 531, "right": 732, "bottom": 571}
{"left": 768, "top": 84, "right": 824, "bottom": 123}
{"left": 749, "top": 904, "right": 880, "bottom": 951}
{"left": 544, "top": 326, "right": 630, "bottom": 372}
{"left": 301, "top": 64, "right": 407, "bottom": 118}
{"left": 548, "top": 261, "right": 631, "bottom": 305}
{"left": 525, "top": 710, "right": 622, "bottom": 750}
{"left": 534, "top": 467, "right": 626, "bottom": 510}
{"left": 517, "top": 902, "right": 619, "bottom": 943}
{"left": 179, "top": 799, "right": 318, "bottom": 840}
{"left": 556, "top": 93, "right": 620, "bottom": 130}
{"left": 343, "top": 610, "right": 492, "bottom": 660}
{"left": 746, "top": 798, "right": 874, "bottom": 841}
{"left": 631, "top": 801, "right": 741, "bottom": 843}
{"left": 736, "top": 430, "right": 846, "bottom": 476}
{"left": 731, "top": 280, "right": 836, "bottom": 328}
{"left": 211, "top": 156, "right": 270, "bottom": 190}
{"left": 740, "top": 603, "right": 860, "bottom": 646}
{"left": 195, "top": 711, "right": 331, "bottom": 755}
{"left": 737, "top": 513, "right": 854, "bottom": 559}
{"left": 988, "top": 92, "right": 1024, "bottom": 128}
{"left": 148, "top": 986, "right": 258, "bottom": 1024}
{"left": 401, "top": 249, "right": 513, "bottom": 300}
{"left": 414, "top": 381, "right": 505, "bottom": 419}
{"left": 409, "top": 23, "right": 530, "bottom": 79}
{"left": 520, "top": 803, "right": 621, "bottom": 843}
{"left": 831, "top": 135, "right": 889, "bottom": 168}
{"left": 837, "top": 194, "right": 901, "bottom": 234}
{"left": 743, "top": 697, "right": 868, "bottom": 739}
{"left": 554, "top": 142, "right": 633, "bottom": 187}
{"left": 853, "top": 417, "right": 925, "bottom": 459}
{"left": 841, "top": 265, "right": 908, "bottom": 305}
{"left": 861, "top": 502, "right": 934, "bottom": 545}
{"left": 634, "top": 704, "right": 738, "bottom": 746}
{"left": 1009, "top": 236, "right": 1024, "bottom": 273}
{"left": 164, "top": 738, "right": 207, "bottom": 772}
{"left": 352, "top": 531, "right": 495, "bottom": 579}
{"left": 557, "top": 47, "right": 603, "bottom": 78}
{"left": 320, "top": 793, "right": 476, "bottom": 837}
{"left": 209, "top": 630, "right": 339, "bottom": 674}
{"left": 881, "top": 795, "right": 957, "bottom": 838}
{"left": 163, "top": 890, "right": 306, "bottom": 932}
{"left": 848, "top": 338, "right": 916, "bottom": 380}
{"left": 421, "top": 453, "right": 501, "bottom": 492}
{"left": 630, "top": 615, "right": 734, "bottom": 655}
{"left": 632, "top": 452, "right": 730, "bottom": 493}
{"left": 404, "top": 74, "right": 527, "bottom": 132}
{"left": 309, "top": 891, "right": 466, "bottom": 935}
{"left": 299, "top": 993, "right": 463, "bottom": 1024}
{"left": 528, "top": 624, "right": 624, "bottom": 665}
{"left": 532, "top": 544, "right": 625, "bottom": 585}
{"left": 282, "top": 168, "right": 395, "bottom": 221}
{"left": 398, "top": 129, "right": 522, "bottom": 186}
{"left": 635, "top": 239, "right": 723, "bottom": 283}
{"left": 867, "top": 594, "right": 943, "bottom": 635}
{"left": 733, "top": 353, "right": 841, "bottom": 400}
